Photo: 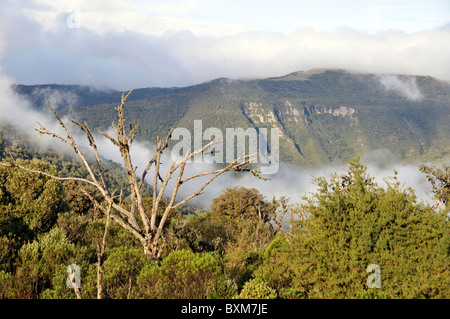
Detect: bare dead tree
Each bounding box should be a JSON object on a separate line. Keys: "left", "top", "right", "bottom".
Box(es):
{"left": 96, "top": 200, "right": 112, "bottom": 299}
{"left": 71, "top": 275, "right": 82, "bottom": 300}
{"left": 0, "top": 90, "right": 266, "bottom": 261}
{"left": 274, "top": 196, "right": 290, "bottom": 233}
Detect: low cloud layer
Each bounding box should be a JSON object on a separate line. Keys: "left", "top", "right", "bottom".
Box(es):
{"left": 28, "top": 87, "right": 80, "bottom": 110}
{"left": 175, "top": 150, "right": 434, "bottom": 209}
{"left": 378, "top": 75, "right": 423, "bottom": 101}
{"left": 93, "top": 129, "right": 435, "bottom": 210}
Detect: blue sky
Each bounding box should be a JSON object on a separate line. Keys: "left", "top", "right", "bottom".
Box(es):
{"left": 0, "top": 0, "right": 449, "bottom": 89}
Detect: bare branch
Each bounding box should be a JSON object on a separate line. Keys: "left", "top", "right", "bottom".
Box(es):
{"left": 100, "top": 131, "right": 120, "bottom": 147}
{"left": 139, "top": 128, "right": 174, "bottom": 189}
{"left": 36, "top": 122, "right": 73, "bottom": 147}
{"left": 37, "top": 99, "right": 76, "bottom": 147}
{"left": 181, "top": 158, "right": 255, "bottom": 212}
{"left": 127, "top": 119, "right": 140, "bottom": 145}
{"left": 150, "top": 137, "right": 163, "bottom": 231}
{"left": 71, "top": 118, "right": 109, "bottom": 192}
{"left": 37, "top": 99, "right": 109, "bottom": 199}
{"left": 172, "top": 161, "right": 245, "bottom": 209}
{"left": 0, "top": 161, "right": 98, "bottom": 188}
{"left": 75, "top": 183, "right": 145, "bottom": 243}
{"left": 180, "top": 159, "right": 250, "bottom": 184}
{"left": 97, "top": 201, "right": 111, "bottom": 299}
{"left": 153, "top": 151, "right": 191, "bottom": 242}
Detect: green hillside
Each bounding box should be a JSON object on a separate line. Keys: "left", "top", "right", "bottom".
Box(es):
{"left": 15, "top": 69, "right": 450, "bottom": 166}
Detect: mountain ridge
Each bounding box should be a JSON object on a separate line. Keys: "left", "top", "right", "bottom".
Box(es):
{"left": 11, "top": 69, "right": 450, "bottom": 166}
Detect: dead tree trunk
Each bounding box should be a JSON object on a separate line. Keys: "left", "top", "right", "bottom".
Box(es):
{"left": 1, "top": 90, "right": 267, "bottom": 262}
{"left": 96, "top": 201, "right": 111, "bottom": 299}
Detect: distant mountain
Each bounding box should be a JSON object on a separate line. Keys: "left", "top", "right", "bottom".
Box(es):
{"left": 13, "top": 69, "right": 450, "bottom": 166}
{"left": 13, "top": 84, "right": 177, "bottom": 108}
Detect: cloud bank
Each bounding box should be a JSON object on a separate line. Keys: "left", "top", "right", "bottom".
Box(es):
{"left": 378, "top": 75, "right": 423, "bottom": 101}
{"left": 1, "top": 1, "right": 450, "bottom": 90}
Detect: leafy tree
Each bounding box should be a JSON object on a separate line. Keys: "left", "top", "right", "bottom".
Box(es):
{"left": 207, "top": 187, "right": 283, "bottom": 288}
{"left": 207, "top": 187, "right": 281, "bottom": 251}
{"left": 102, "top": 246, "right": 146, "bottom": 299}
{"left": 0, "top": 158, "right": 65, "bottom": 236}
{"left": 0, "top": 235, "right": 16, "bottom": 272}
{"left": 0, "top": 158, "right": 67, "bottom": 277}
{"left": 41, "top": 263, "right": 94, "bottom": 299}
{"left": 253, "top": 158, "right": 449, "bottom": 298}
{"left": 210, "top": 187, "right": 278, "bottom": 225}
{"left": 180, "top": 211, "right": 232, "bottom": 253}
{"left": 5, "top": 227, "right": 80, "bottom": 298}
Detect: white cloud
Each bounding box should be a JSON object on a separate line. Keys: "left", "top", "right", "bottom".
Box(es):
{"left": 378, "top": 75, "right": 423, "bottom": 101}
{"left": 22, "top": 0, "right": 244, "bottom": 37}
{"left": 1, "top": 1, "right": 450, "bottom": 90}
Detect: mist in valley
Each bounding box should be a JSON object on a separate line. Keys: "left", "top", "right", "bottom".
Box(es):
{"left": 0, "top": 76, "right": 436, "bottom": 212}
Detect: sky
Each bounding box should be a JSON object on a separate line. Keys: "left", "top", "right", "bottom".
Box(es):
{"left": 0, "top": 0, "right": 449, "bottom": 90}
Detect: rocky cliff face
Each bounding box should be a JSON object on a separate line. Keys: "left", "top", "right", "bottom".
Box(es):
{"left": 243, "top": 102, "right": 277, "bottom": 124}
{"left": 240, "top": 98, "right": 366, "bottom": 165}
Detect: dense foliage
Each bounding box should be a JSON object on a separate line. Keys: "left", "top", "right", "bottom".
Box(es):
{"left": 0, "top": 125, "right": 448, "bottom": 299}
{"left": 253, "top": 159, "right": 449, "bottom": 298}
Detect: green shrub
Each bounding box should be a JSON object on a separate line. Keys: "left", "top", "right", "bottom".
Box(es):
{"left": 134, "top": 249, "right": 222, "bottom": 299}
{"left": 238, "top": 279, "right": 277, "bottom": 299}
